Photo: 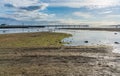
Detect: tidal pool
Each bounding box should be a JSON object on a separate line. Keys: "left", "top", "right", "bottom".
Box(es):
{"left": 58, "top": 30, "right": 120, "bottom": 53}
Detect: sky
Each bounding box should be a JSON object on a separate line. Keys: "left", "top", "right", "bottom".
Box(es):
{"left": 0, "top": 0, "right": 120, "bottom": 26}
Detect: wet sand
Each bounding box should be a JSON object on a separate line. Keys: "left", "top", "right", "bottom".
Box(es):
{"left": 0, "top": 46, "right": 120, "bottom": 76}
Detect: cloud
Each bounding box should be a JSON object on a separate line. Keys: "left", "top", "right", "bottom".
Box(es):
{"left": 0, "top": 0, "right": 54, "bottom": 22}
{"left": 84, "top": 0, "right": 120, "bottom": 9}
{"left": 3, "top": 0, "right": 48, "bottom": 11}
{"left": 4, "top": 3, "right": 48, "bottom": 11}
{"left": 45, "top": 0, "right": 120, "bottom": 9}
{"left": 73, "top": 12, "right": 93, "bottom": 18}
{"left": 0, "top": 17, "right": 61, "bottom": 25}
{"left": 105, "top": 14, "right": 120, "bottom": 19}
{"left": 3, "top": 0, "right": 39, "bottom": 7}
{"left": 0, "top": 10, "right": 55, "bottom": 21}
{"left": 19, "top": 6, "right": 42, "bottom": 11}
{"left": 100, "top": 11, "right": 112, "bottom": 14}
{"left": 4, "top": 4, "right": 14, "bottom": 8}
{"left": 58, "top": 18, "right": 120, "bottom": 26}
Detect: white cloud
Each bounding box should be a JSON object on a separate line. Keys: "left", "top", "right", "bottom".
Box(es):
{"left": 40, "top": 3, "right": 49, "bottom": 10}
{"left": 88, "top": 20, "right": 120, "bottom": 26}
{"left": 0, "top": 10, "right": 55, "bottom": 21}
{"left": 105, "top": 14, "right": 120, "bottom": 18}
{"left": 3, "top": 0, "right": 39, "bottom": 7}
{"left": 97, "top": 14, "right": 120, "bottom": 20}
{"left": 84, "top": 0, "right": 120, "bottom": 9}
{"left": 0, "top": 0, "right": 54, "bottom": 21}
{"left": 55, "top": 18, "right": 120, "bottom": 26}
{"left": 73, "top": 12, "right": 93, "bottom": 18}
{"left": 100, "top": 11, "right": 112, "bottom": 14}
{"left": 2, "top": 0, "right": 49, "bottom": 10}
{"left": 48, "top": 0, "right": 120, "bottom": 9}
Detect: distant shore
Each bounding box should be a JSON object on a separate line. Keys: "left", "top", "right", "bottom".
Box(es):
{"left": 60, "top": 28, "right": 120, "bottom": 31}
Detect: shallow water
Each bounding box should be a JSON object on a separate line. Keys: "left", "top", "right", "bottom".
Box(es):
{"left": 61, "top": 30, "right": 119, "bottom": 45}
{"left": 0, "top": 28, "right": 120, "bottom": 53}
{"left": 57, "top": 30, "right": 120, "bottom": 53}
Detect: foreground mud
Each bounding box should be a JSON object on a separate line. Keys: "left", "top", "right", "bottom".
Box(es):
{"left": 0, "top": 46, "right": 120, "bottom": 76}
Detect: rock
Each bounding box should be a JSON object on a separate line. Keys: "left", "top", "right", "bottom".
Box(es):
{"left": 114, "top": 33, "right": 118, "bottom": 35}
{"left": 84, "top": 41, "right": 88, "bottom": 43}
{"left": 114, "top": 42, "right": 119, "bottom": 44}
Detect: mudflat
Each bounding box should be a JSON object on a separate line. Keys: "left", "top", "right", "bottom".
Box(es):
{"left": 0, "top": 32, "right": 120, "bottom": 76}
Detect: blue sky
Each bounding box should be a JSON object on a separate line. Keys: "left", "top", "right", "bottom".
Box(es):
{"left": 0, "top": 0, "right": 120, "bottom": 26}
